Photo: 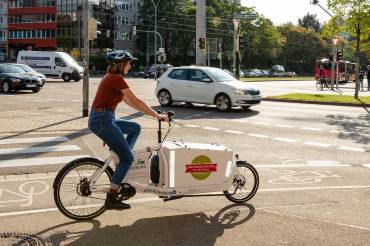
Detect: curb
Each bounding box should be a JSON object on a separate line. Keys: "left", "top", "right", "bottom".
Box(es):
{"left": 263, "top": 98, "right": 370, "bottom": 107}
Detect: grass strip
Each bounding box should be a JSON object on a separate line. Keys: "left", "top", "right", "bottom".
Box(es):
{"left": 267, "top": 93, "right": 370, "bottom": 105}
{"left": 241, "top": 77, "right": 314, "bottom": 82}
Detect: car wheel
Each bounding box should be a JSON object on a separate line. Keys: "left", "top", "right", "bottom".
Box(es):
{"left": 158, "top": 90, "right": 172, "bottom": 106}
{"left": 215, "top": 94, "right": 231, "bottom": 111}
{"left": 32, "top": 87, "right": 41, "bottom": 93}
{"left": 74, "top": 79, "right": 80, "bottom": 82}
{"left": 2, "top": 81, "right": 11, "bottom": 93}
{"left": 62, "top": 73, "right": 71, "bottom": 82}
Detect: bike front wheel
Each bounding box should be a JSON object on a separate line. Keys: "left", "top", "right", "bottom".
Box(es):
{"left": 223, "top": 161, "right": 259, "bottom": 203}
{"left": 53, "top": 157, "right": 114, "bottom": 220}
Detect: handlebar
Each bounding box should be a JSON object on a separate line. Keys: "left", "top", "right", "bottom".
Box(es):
{"left": 157, "top": 110, "right": 174, "bottom": 122}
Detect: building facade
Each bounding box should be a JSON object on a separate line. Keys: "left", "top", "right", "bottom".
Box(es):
{"left": 56, "top": 0, "right": 114, "bottom": 57}
{"left": 114, "top": 0, "right": 140, "bottom": 51}
{"left": 7, "top": 0, "right": 57, "bottom": 61}
{"left": 0, "top": 0, "right": 7, "bottom": 61}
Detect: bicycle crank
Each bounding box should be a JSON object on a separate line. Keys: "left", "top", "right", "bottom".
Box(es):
{"left": 117, "top": 183, "right": 136, "bottom": 201}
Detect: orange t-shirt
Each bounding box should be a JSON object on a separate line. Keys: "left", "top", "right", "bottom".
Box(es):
{"left": 91, "top": 73, "right": 129, "bottom": 111}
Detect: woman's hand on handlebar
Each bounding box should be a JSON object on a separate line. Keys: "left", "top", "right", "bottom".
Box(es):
{"left": 156, "top": 113, "right": 169, "bottom": 122}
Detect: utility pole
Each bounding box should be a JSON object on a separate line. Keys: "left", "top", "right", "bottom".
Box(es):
{"left": 151, "top": 0, "right": 161, "bottom": 79}
{"left": 82, "top": 0, "right": 89, "bottom": 117}
{"left": 196, "top": 0, "right": 206, "bottom": 66}
{"left": 233, "top": 17, "right": 240, "bottom": 79}
{"left": 331, "top": 38, "right": 338, "bottom": 90}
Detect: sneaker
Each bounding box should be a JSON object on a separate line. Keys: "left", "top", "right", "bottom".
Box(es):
{"left": 105, "top": 192, "right": 131, "bottom": 210}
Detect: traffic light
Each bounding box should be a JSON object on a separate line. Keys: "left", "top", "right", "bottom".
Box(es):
{"left": 311, "top": 0, "right": 319, "bottom": 4}
{"left": 336, "top": 49, "right": 342, "bottom": 60}
{"left": 239, "top": 36, "right": 246, "bottom": 50}
{"left": 199, "top": 37, "right": 205, "bottom": 50}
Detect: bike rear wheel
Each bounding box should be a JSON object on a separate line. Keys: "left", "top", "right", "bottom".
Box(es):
{"left": 53, "top": 157, "right": 114, "bottom": 220}
{"left": 223, "top": 161, "right": 259, "bottom": 203}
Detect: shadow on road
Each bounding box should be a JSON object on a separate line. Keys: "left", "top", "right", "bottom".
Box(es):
{"left": 326, "top": 113, "right": 370, "bottom": 144}
{"left": 38, "top": 203, "right": 255, "bottom": 246}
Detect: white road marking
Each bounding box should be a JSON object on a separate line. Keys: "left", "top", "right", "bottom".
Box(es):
{"left": 300, "top": 127, "right": 322, "bottom": 131}
{"left": 255, "top": 163, "right": 353, "bottom": 168}
{"left": 259, "top": 185, "right": 370, "bottom": 192}
{"left": 0, "top": 136, "right": 69, "bottom": 145}
{"left": 274, "top": 124, "right": 295, "bottom": 128}
{"left": 248, "top": 133, "right": 268, "bottom": 138}
{"left": 2, "top": 185, "right": 370, "bottom": 218}
{"left": 338, "top": 146, "right": 367, "bottom": 152}
{"left": 304, "top": 141, "right": 331, "bottom": 148}
{"left": 252, "top": 122, "right": 270, "bottom": 126}
{"left": 0, "top": 145, "right": 81, "bottom": 155}
{"left": 224, "top": 130, "right": 244, "bottom": 134}
{"left": 274, "top": 137, "right": 298, "bottom": 143}
{"left": 0, "top": 155, "right": 90, "bottom": 168}
{"left": 329, "top": 130, "right": 340, "bottom": 133}
{"left": 202, "top": 127, "right": 220, "bottom": 131}
{"left": 183, "top": 124, "right": 200, "bottom": 128}
{"left": 232, "top": 119, "right": 249, "bottom": 123}
{"left": 362, "top": 164, "right": 370, "bottom": 168}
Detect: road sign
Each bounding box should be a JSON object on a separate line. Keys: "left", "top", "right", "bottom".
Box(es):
{"left": 235, "top": 13, "right": 256, "bottom": 20}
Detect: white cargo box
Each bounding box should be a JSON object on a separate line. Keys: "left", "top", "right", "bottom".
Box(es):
{"left": 160, "top": 141, "right": 234, "bottom": 190}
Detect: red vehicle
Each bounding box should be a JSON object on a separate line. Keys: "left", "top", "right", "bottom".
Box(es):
{"left": 315, "top": 59, "right": 356, "bottom": 83}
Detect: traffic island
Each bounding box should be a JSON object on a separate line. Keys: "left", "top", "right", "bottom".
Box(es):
{"left": 264, "top": 93, "right": 370, "bottom": 107}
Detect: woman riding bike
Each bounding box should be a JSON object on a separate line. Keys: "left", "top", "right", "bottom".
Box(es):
{"left": 88, "top": 50, "right": 169, "bottom": 210}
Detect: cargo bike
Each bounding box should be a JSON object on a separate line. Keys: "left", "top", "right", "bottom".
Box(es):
{"left": 53, "top": 112, "right": 259, "bottom": 220}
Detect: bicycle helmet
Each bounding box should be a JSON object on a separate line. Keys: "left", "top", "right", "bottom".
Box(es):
{"left": 106, "top": 50, "right": 137, "bottom": 64}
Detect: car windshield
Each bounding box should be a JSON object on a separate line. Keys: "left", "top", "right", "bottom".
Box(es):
{"left": 205, "top": 67, "right": 237, "bottom": 82}
{"left": 17, "top": 64, "right": 34, "bottom": 73}
{"left": 0, "top": 65, "right": 26, "bottom": 74}
{"left": 58, "top": 52, "right": 80, "bottom": 67}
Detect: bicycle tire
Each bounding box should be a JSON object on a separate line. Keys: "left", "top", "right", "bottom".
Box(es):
{"left": 53, "top": 157, "right": 114, "bottom": 220}
{"left": 223, "top": 161, "right": 259, "bottom": 203}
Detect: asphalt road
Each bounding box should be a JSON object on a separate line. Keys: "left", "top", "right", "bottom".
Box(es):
{"left": 0, "top": 77, "right": 369, "bottom": 245}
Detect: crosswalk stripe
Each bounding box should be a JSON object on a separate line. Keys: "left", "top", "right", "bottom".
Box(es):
{"left": 338, "top": 146, "right": 366, "bottom": 152}
{"left": 0, "top": 145, "right": 81, "bottom": 155}
{"left": 224, "top": 130, "right": 244, "bottom": 134}
{"left": 0, "top": 136, "right": 69, "bottom": 145}
{"left": 0, "top": 155, "right": 90, "bottom": 168}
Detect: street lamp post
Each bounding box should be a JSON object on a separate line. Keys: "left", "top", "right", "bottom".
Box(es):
{"left": 151, "top": 0, "right": 161, "bottom": 79}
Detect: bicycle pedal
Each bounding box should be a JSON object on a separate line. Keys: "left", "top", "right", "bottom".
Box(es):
{"left": 118, "top": 183, "right": 136, "bottom": 201}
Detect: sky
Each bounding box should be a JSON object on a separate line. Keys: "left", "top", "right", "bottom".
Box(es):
{"left": 241, "top": 0, "right": 332, "bottom": 25}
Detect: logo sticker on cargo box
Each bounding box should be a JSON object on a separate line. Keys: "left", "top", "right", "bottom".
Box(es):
{"left": 186, "top": 155, "right": 217, "bottom": 180}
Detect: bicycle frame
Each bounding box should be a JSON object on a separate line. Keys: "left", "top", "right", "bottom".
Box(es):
{"left": 88, "top": 116, "right": 240, "bottom": 198}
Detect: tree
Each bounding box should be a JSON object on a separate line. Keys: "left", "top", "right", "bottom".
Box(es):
{"left": 240, "top": 15, "right": 285, "bottom": 69}
{"left": 298, "top": 13, "right": 321, "bottom": 32}
{"left": 327, "top": 0, "right": 370, "bottom": 55}
{"left": 326, "top": 0, "right": 370, "bottom": 98}
{"left": 277, "top": 23, "right": 330, "bottom": 75}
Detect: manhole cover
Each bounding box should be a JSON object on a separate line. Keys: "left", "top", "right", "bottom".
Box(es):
{"left": 0, "top": 233, "right": 47, "bottom": 246}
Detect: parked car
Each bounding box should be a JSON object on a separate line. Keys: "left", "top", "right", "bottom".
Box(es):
{"left": 8, "top": 63, "right": 47, "bottom": 86}
{"left": 155, "top": 66, "right": 261, "bottom": 111}
{"left": 0, "top": 64, "right": 44, "bottom": 93}
{"left": 144, "top": 64, "right": 173, "bottom": 79}
{"left": 17, "top": 51, "right": 84, "bottom": 82}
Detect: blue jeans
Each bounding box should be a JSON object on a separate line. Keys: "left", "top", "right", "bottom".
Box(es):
{"left": 88, "top": 108, "right": 141, "bottom": 189}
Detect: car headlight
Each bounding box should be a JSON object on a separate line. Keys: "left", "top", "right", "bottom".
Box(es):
{"left": 234, "top": 89, "right": 245, "bottom": 95}
{"left": 10, "top": 78, "right": 21, "bottom": 83}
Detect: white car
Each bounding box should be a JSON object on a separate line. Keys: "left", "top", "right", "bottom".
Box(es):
{"left": 155, "top": 66, "right": 261, "bottom": 111}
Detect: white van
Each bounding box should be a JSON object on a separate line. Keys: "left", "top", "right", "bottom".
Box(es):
{"left": 17, "top": 51, "right": 84, "bottom": 82}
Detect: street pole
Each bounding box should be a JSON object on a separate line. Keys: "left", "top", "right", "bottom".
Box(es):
{"left": 196, "top": 0, "right": 206, "bottom": 66}
{"left": 77, "top": 7, "right": 82, "bottom": 58}
{"left": 151, "top": 0, "right": 161, "bottom": 79}
{"left": 82, "top": 0, "right": 89, "bottom": 117}
{"left": 233, "top": 17, "right": 240, "bottom": 79}
{"left": 331, "top": 38, "right": 338, "bottom": 90}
